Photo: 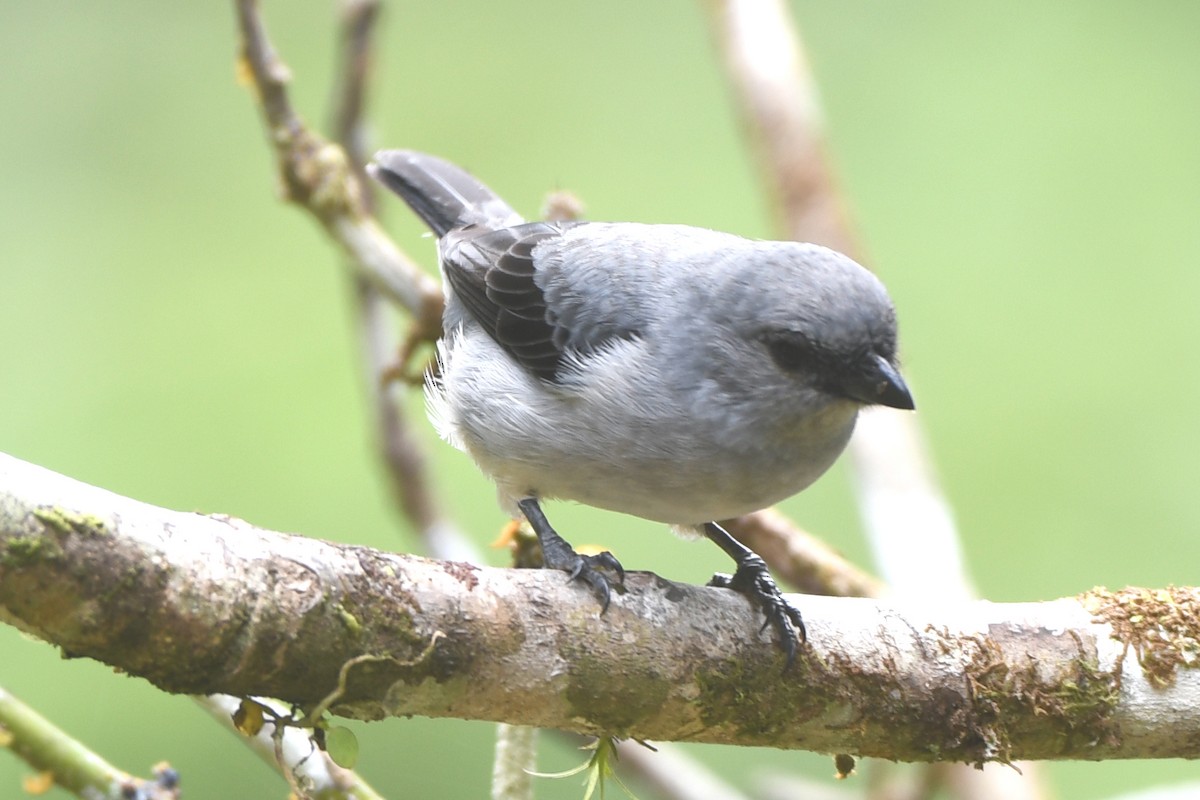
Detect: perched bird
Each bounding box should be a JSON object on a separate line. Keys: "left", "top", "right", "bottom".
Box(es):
{"left": 369, "top": 150, "right": 913, "bottom": 663}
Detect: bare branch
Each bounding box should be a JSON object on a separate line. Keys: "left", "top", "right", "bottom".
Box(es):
{"left": 302, "top": 0, "right": 466, "bottom": 558}
{"left": 329, "top": 0, "right": 380, "bottom": 205}
{"left": 725, "top": 509, "right": 884, "bottom": 598}
{"left": 707, "top": 0, "right": 973, "bottom": 601}
{"left": 613, "top": 741, "right": 753, "bottom": 800}
{"left": 233, "top": 0, "right": 442, "bottom": 337}
{"left": 3, "top": 452, "right": 1199, "bottom": 762}
{"left": 707, "top": 0, "right": 854, "bottom": 254}
{"left": 350, "top": 281, "right": 472, "bottom": 559}
{"left": 491, "top": 724, "right": 538, "bottom": 800}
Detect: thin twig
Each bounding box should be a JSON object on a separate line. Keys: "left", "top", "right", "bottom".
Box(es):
{"left": 302, "top": 7, "right": 715, "bottom": 795}
{"left": 322, "top": 0, "right": 466, "bottom": 555}
{"left": 706, "top": 0, "right": 854, "bottom": 254}
{"left": 329, "top": 0, "right": 380, "bottom": 211}
{"left": 234, "top": 0, "right": 443, "bottom": 337}
{"left": 850, "top": 411, "right": 976, "bottom": 604}
{"left": 195, "top": 695, "right": 384, "bottom": 800}
{"left": 0, "top": 684, "right": 179, "bottom": 799}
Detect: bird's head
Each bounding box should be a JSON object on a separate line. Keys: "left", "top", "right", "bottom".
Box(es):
{"left": 721, "top": 241, "right": 914, "bottom": 412}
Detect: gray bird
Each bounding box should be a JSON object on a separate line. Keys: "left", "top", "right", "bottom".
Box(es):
{"left": 369, "top": 150, "right": 913, "bottom": 664}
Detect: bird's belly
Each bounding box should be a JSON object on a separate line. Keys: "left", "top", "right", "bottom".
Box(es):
{"left": 450, "top": 393, "right": 857, "bottom": 525}
{"left": 525, "top": 448, "right": 844, "bottom": 525}
{"left": 430, "top": 329, "right": 859, "bottom": 525}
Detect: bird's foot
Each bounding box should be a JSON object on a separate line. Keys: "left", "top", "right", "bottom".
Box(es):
{"left": 709, "top": 553, "right": 806, "bottom": 667}
{"left": 542, "top": 541, "right": 625, "bottom": 612}
{"left": 518, "top": 497, "right": 624, "bottom": 611}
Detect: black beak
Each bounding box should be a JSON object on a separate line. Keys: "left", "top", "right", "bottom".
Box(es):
{"left": 843, "top": 353, "right": 915, "bottom": 410}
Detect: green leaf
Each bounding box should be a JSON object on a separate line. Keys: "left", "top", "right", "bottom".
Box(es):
{"left": 526, "top": 737, "right": 640, "bottom": 800}
{"left": 324, "top": 725, "right": 360, "bottom": 769}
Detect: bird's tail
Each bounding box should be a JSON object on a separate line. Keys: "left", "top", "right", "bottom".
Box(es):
{"left": 368, "top": 150, "right": 524, "bottom": 237}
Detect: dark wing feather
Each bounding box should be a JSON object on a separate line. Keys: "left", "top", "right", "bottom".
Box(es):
{"left": 443, "top": 222, "right": 575, "bottom": 381}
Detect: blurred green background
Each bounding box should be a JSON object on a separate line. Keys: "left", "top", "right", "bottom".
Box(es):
{"left": 2, "top": 1, "right": 1199, "bottom": 797}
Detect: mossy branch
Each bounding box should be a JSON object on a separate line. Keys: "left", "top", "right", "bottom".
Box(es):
{"left": 3, "top": 452, "right": 1199, "bottom": 763}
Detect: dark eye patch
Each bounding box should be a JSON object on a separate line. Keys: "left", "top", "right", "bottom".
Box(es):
{"left": 759, "top": 330, "right": 825, "bottom": 374}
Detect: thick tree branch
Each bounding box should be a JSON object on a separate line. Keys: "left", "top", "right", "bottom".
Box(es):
{"left": 3, "top": 453, "right": 1199, "bottom": 762}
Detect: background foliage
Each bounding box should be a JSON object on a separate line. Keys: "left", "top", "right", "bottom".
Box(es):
{"left": 2, "top": 1, "right": 1199, "bottom": 797}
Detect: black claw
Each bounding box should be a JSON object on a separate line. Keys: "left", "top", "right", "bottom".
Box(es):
{"left": 518, "top": 497, "right": 624, "bottom": 612}
{"left": 554, "top": 549, "right": 624, "bottom": 612}
{"left": 592, "top": 550, "right": 625, "bottom": 583}
{"left": 707, "top": 556, "right": 806, "bottom": 666}
{"left": 704, "top": 523, "right": 806, "bottom": 667}
{"left": 563, "top": 552, "right": 624, "bottom": 612}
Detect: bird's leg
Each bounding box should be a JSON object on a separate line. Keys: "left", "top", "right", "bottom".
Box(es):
{"left": 704, "top": 521, "right": 806, "bottom": 666}
{"left": 517, "top": 497, "right": 625, "bottom": 612}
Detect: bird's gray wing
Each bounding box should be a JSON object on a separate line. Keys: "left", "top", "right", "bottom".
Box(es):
{"left": 443, "top": 221, "right": 644, "bottom": 382}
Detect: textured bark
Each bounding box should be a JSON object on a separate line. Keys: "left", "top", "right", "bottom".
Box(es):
{"left": 3, "top": 453, "right": 1200, "bottom": 762}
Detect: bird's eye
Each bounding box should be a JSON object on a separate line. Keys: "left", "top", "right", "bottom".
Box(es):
{"left": 760, "top": 330, "right": 820, "bottom": 373}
